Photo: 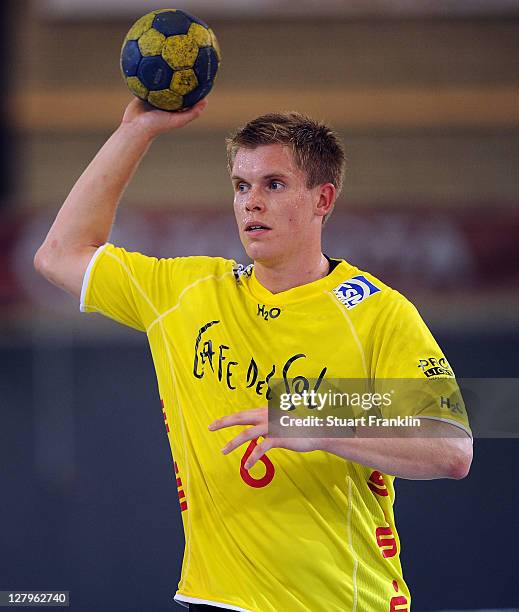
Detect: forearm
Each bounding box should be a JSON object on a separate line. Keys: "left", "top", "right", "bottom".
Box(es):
{"left": 34, "top": 98, "right": 207, "bottom": 298}
{"left": 211, "top": 408, "right": 473, "bottom": 479}
{"left": 319, "top": 424, "right": 473, "bottom": 480}
{"left": 37, "top": 123, "right": 153, "bottom": 259}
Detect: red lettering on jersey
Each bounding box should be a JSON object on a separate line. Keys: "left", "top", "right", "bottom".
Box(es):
{"left": 174, "top": 461, "right": 188, "bottom": 511}
{"left": 240, "top": 439, "right": 275, "bottom": 488}
{"left": 368, "top": 470, "right": 389, "bottom": 496}
{"left": 390, "top": 580, "right": 408, "bottom": 611}
{"left": 178, "top": 489, "right": 187, "bottom": 512}
{"left": 161, "top": 399, "right": 170, "bottom": 433}
{"left": 390, "top": 597, "right": 408, "bottom": 612}
{"left": 376, "top": 526, "right": 398, "bottom": 558}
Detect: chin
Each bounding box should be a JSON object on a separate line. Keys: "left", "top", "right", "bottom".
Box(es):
{"left": 243, "top": 241, "right": 276, "bottom": 264}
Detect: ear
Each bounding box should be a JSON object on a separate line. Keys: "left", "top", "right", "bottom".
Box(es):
{"left": 314, "top": 183, "right": 336, "bottom": 219}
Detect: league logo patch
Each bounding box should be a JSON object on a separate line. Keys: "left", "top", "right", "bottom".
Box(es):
{"left": 333, "top": 275, "right": 381, "bottom": 309}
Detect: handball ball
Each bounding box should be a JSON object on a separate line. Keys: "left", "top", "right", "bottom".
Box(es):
{"left": 120, "top": 9, "right": 221, "bottom": 111}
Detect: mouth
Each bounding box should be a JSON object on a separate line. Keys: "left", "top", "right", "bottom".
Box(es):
{"left": 244, "top": 222, "right": 272, "bottom": 234}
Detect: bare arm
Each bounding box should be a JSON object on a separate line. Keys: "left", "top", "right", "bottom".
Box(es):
{"left": 209, "top": 408, "right": 473, "bottom": 480}
{"left": 34, "top": 98, "right": 208, "bottom": 298}
{"left": 318, "top": 420, "right": 473, "bottom": 480}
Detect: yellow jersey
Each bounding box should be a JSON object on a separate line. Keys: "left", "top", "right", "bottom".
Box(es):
{"left": 81, "top": 244, "right": 470, "bottom": 612}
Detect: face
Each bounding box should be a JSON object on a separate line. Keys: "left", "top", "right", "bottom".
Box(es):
{"left": 231, "top": 144, "right": 332, "bottom": 265}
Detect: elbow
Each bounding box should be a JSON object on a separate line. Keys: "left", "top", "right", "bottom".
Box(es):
{"left": 34, "top": 245, "right": 60, "bottom": 283}
{"left": 34, "top": 247, "right": 47, "bottom": 276}
{"left": 34, "top": 246, "right": 52, "bottom": 279}
{"left": 447, "top": 437, "right": 473, "bottom": 480}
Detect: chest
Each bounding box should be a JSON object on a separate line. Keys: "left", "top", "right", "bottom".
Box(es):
{"left": 164, "top": 283, "right": 369, "bottom": 399}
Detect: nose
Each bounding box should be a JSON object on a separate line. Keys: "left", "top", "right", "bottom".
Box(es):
{"left": 244, "top": 188, "right": 265, "bottom": 213}
{"left": 245, "top": 198, "right": 265, "bottom": 212}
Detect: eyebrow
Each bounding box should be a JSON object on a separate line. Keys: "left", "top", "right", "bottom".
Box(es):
{"left": 231, "top": 173, "right": 290, "bottom": 182}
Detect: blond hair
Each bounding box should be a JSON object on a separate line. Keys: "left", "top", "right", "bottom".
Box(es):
{"left": 226, "top": 112, "right": 346, "bottom": 223}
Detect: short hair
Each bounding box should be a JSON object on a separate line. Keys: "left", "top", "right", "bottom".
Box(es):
{"left": 226, "top": 112, "right": 346, "bottom": 223}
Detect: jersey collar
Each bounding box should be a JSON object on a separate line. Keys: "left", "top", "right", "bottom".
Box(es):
{"left": 247, "top": 259, "right": 355, "bottom": 305}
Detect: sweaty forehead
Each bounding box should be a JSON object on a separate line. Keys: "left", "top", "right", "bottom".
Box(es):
{"left": 232, "top": 144, "right": 301, "bottom": 179}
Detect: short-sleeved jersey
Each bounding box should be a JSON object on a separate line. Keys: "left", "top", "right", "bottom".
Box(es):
{"left": 81, "top": 244, "right": 470, "bottom": 612}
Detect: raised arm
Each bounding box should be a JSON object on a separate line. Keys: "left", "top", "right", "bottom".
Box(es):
{"left": 34, "top": 98, "right": 207, "bottom": 298}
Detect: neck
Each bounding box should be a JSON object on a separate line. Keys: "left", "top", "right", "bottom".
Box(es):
{"left": 254, "top": 252, "right": 330, "bottom": 294}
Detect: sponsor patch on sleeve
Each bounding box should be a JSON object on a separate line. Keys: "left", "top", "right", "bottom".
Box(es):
{"left": 233, "top": 263, "right": 254, "bottom": 283}
{"left": 333, "top": 275, "right": 381, "bottom": 309}
{"left": 418, "top": 357, "right": 454, "bottom": 378}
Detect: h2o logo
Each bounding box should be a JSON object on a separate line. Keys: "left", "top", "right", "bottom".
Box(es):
{"left": 257, "top": 304, "right": 281, "bottom": 321}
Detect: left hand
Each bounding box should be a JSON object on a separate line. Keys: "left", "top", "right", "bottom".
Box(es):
{"left": 208, "top": 407, "right": 322, "bottom": 469}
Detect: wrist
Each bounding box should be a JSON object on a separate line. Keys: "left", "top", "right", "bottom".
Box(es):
{"left": 117, "top": 120, "right": 157, "bottom": 147}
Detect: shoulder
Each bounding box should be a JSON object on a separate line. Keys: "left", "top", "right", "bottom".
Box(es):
{"left": 98, "top": 244, "right": 239, "bottom": 278}
{"left": 329, "top": 262, "right": 431, "bottom": 343}
{"left": 331, "top": 261, "right": 413, "bottom": 316}
{"left": 164, "top": 255, "right": 238, "bottom": 277}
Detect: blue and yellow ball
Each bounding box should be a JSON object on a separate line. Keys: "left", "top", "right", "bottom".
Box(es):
{"left": 120, "top": 9, "right": 221, "bottom": 111}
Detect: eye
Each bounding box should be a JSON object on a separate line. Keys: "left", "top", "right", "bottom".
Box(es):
{"left": 236, "top": 182, "right": 249, "bottom": 193}
{"left": 270, "top": 180, "right": 284, "bottom": 190}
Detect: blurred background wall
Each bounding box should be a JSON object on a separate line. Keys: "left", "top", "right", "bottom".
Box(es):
{"left": 1, "top": 1, "right": 518, "bottom": 610}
